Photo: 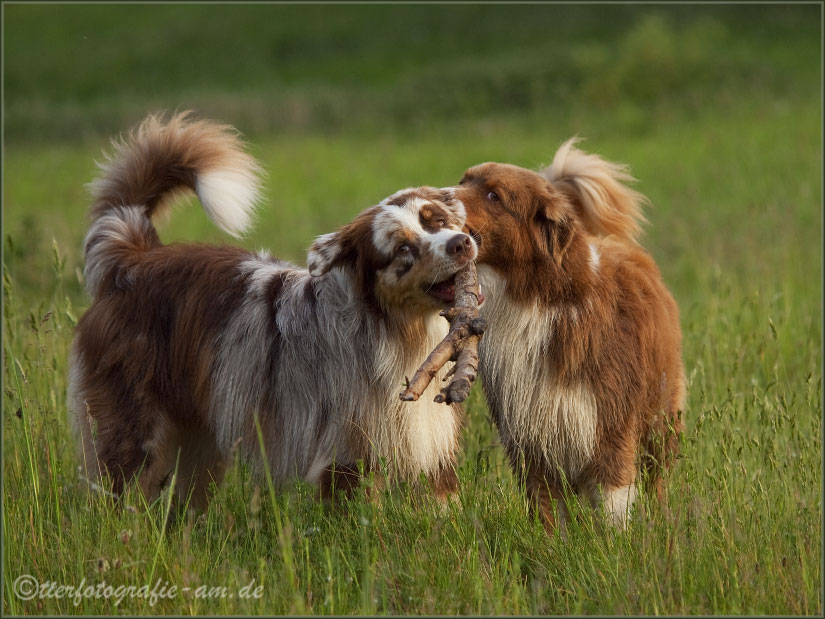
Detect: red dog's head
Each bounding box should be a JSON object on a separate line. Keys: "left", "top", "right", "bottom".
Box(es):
{"left": 456, "top": 162, "right": 579, "bottom": 268}
{"left": 453, "top": 139, "right": 649, "bottom": 303}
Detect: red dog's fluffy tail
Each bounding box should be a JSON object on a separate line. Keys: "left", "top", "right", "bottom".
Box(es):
{"left": 83, "top": 111, "right": 263, "bottom": 297}
{"left": 540, "top": 138, "right": 648, "bottom": 244}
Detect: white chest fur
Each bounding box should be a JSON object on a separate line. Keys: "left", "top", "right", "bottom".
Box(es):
{"left": 357, "top": 311, "right": 459, "bottom": 478}
{"left": 477, "top": 266, "right": 597, "bottom": 482}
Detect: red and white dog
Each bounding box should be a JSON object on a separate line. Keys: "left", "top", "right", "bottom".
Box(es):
{"left": 68, "top": 113, "right": 476, "bottom": 509}
{"left": 453, "top": 139, "right": 686, "bottom": 531}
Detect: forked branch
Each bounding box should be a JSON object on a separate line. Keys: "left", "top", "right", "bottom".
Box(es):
{"left": 400, "top": 262, "right": 486, "bottom": 404}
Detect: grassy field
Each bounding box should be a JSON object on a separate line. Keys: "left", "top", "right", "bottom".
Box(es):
{"left": 2, "top": 4, "right": 822, "bottom": 615}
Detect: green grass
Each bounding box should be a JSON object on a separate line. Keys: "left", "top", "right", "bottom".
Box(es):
{"left": 2, "top": 3, "right": 822, "bottom": 615}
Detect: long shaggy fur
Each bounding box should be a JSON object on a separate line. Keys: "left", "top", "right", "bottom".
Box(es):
{"left": 454, "top": 140, "right": 685, "bottom": 531}
{"left": 540, "top": 137, "right": 649, "bottom": 244}
{"left": 69, "top": 112, "right": 474, "bottom": 509}
{"left": 89, "top": 111, "right": 262, "bottom": 236}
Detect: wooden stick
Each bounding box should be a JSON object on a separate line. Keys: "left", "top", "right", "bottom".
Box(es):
{"left": 400, "top": 262, "right": 486, "bottom": 404}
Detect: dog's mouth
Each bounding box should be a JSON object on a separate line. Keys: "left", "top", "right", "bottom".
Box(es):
{"left": 424, "top": 274, "right": 485, "bottom": 305}
{"left": 424, "top": 275, "right": 457, "bottom": 304}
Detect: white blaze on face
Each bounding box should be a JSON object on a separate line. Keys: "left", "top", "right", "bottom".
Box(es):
{"left": 372, "top": 191, "right": 475, "bottom": 260}
{"left": 371, "top": 200, "right": 425, "bottom": 258}
{"left": 359, "top": 187, "right": 478, "bottom": 310}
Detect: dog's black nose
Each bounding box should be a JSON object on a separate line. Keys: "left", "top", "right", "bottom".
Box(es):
{"left": 447, "top": 233, "right": 472, "bottom": 257}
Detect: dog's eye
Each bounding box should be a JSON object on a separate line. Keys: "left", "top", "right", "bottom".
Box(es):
{"left": 486, "top": 190, "right": 500, "bottom": 202}
{"left": 397, "top": 243, "right": 412, "bottom": 255}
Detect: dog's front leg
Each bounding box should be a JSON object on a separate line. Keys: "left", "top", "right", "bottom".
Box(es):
{"left": 427, "top": 461, "right": 460, "bottom": 505}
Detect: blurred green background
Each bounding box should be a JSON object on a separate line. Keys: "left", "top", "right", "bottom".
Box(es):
{"left": 4, "top": 4, "right": 819, "bottom": 143}
{"left": 2, "top": 4, "right": 822, "bottom": 614}
{"left": 3, "top": 3, "right": 821, "bottom": 302}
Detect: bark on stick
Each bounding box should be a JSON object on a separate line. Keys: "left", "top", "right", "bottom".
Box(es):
{"left": 400, "top": 262, "right": 486, "bottom": 404}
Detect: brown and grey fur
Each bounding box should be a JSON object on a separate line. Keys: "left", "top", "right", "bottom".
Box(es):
{"left": 68, "top": 112, "right": 475, "bottom": 510}
{"left": 453, "top": 139, "right": 686, "bottom": 532}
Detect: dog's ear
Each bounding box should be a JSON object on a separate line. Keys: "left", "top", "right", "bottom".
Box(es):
{"left": 547, "top": 214, "right": 576, "bottom": 267}
{"left": 534, "top": 184, "right": 577, "bottom": 266}
{"left": 307, "top": 210, "right": 373, "bottom": 277}
{"left": 307, "top": 231, "right": 346, "bottom": 277}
